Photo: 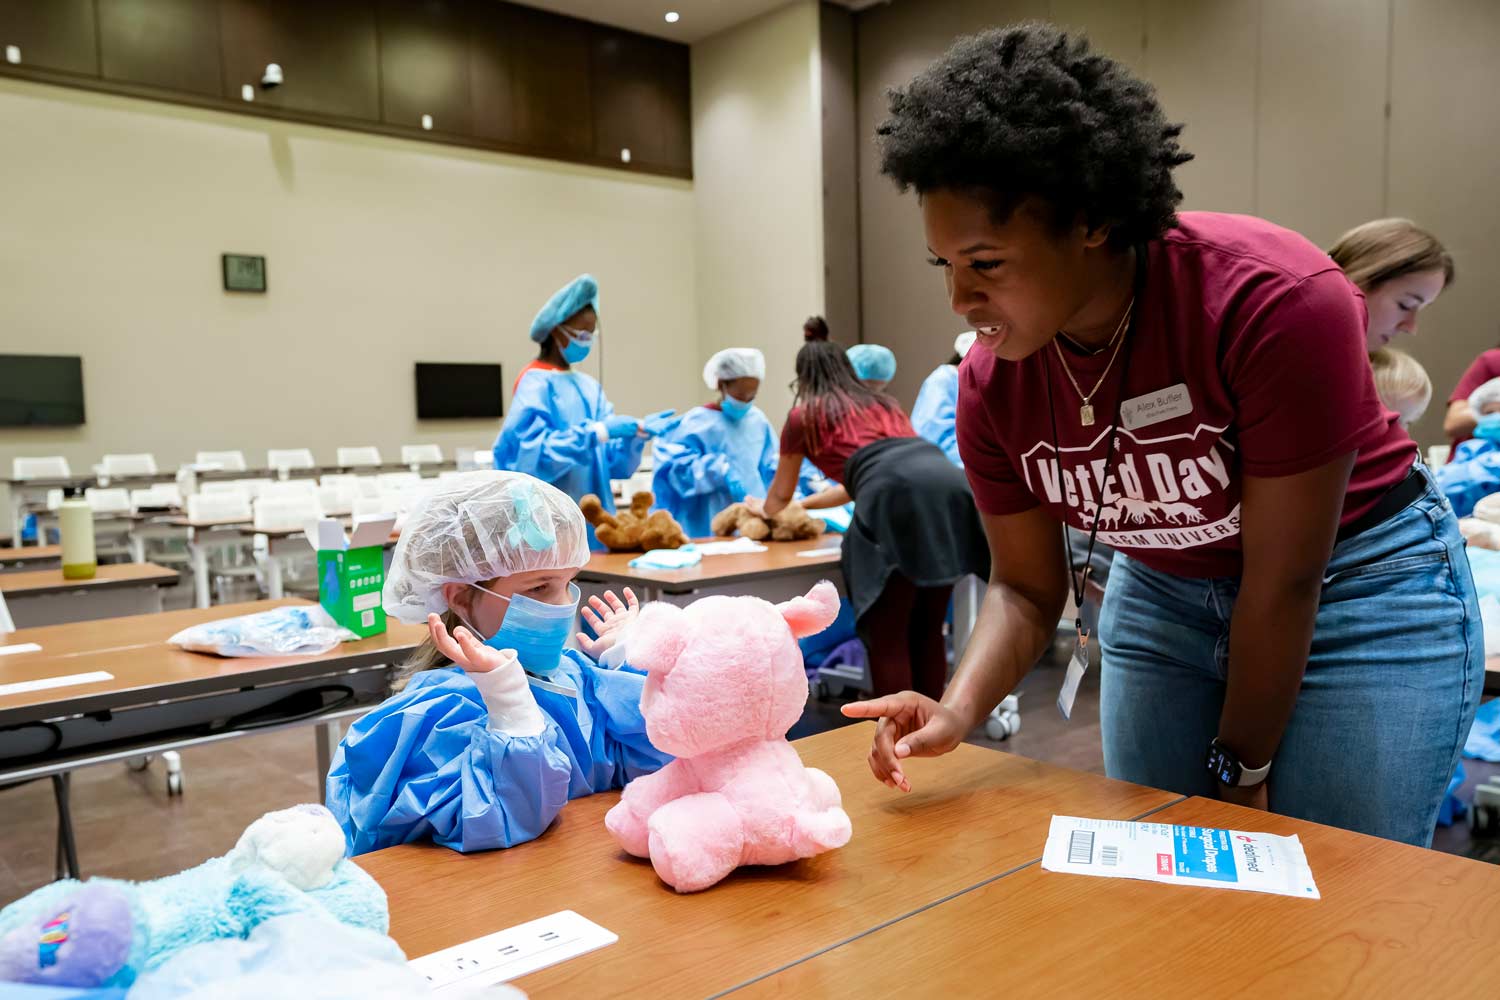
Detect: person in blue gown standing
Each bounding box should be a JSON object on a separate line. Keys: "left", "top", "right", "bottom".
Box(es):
{"left": 492, "top": 274, "right": 676, "bottom": 548}
{"left": 651, "top": 348, "right": 778, "bottom": 538}
{"left": 911, "top": 331, "right": 975, "bottom": 467}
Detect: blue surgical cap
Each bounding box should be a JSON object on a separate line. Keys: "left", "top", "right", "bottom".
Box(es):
{"left": 848, "top": 344, "right": 897, "bottom": 383}
{"left": 529, "top": 274, "right": 600, "bottom": 343}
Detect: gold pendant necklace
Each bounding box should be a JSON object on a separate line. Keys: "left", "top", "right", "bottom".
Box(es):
{"left": 1054, "top": 297, "right": 1133, "bottom": 427}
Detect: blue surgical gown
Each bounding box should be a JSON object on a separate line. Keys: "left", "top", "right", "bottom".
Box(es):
{"left": 1436, "top": 437, "right": 1500, "bottom": 518}
{"left": 652, "top": 404, "right": 778, "bottom": 538}
{"left": 912, "top": 363, "right": 962, "bottom": 467}
{"left": 326, "top": 649, "right": 670, "bottom": 856}
{"left": 493, "top": 367, "right": 646, "bottom": 546}
{"left": 796, "top": 458, "right": 854, "bottom": 533}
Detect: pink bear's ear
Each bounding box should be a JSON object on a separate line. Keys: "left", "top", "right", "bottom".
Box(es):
{"left": 775, "top": 580, "right": 841, "bottom": 639}
{"left": 627, "top": 601, "right": 688, "bottom": 675}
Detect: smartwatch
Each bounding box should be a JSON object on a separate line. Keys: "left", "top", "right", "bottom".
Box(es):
{"left": 1205, "top": 737, "right": 1272, "bottom": 788}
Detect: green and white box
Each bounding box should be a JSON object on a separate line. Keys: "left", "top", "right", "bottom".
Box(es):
{"left": 306, "top": 516, "right": 396, "bottom": 638}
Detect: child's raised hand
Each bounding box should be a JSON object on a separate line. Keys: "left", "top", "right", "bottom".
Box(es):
{"left": 576, "top": 588, "right": 640, "bottom": 659}
{"left": 428, "top": 614, "right": 520, "bottom": 675}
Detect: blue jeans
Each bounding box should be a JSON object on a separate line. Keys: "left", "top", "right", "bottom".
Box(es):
{"left": 1098, "top": 464, "right": 1483, "bottom": 846}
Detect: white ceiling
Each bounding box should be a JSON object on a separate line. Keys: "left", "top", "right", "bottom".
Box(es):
{"left": 510, "top": 0, "right": 885, "bottom": 44}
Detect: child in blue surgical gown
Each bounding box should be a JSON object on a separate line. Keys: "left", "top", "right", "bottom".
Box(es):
{"left": 325, "top": 470, "right": 671, "bottom": 855}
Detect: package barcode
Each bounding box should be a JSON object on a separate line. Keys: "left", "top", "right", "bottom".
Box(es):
{"left": 1068, "top": 829, "right": 1095, "bottom": 864}
{"left": 1101, "top": 845, "right": 1119, "bottom": 866}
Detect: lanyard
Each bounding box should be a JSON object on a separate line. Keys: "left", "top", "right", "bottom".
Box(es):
{"left": 1043, "top": 246, "right": 1148, "bottom": 649}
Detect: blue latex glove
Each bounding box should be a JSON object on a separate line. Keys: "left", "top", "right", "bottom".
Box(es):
{"left": 641, "top": 408, "right": 681, "bottom": 438}
{"left": 603, "top": 415, "right": 641, "bottom": 440}
{"left": 725, "top": 470, "right": 747, "bottom": 500}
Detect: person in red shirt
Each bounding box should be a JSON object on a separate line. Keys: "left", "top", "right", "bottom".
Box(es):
{"left": 1444, "top": 347, "right": 1500, "bottom": 455}
{"left": 844, "top": 23, "right": 1481, "bottom": 847}
{"left": 1327, "top": 218, "right": 1453, "bottom": 355}
{"left": 750, "top": 340, "right": 989, "bottom": 699}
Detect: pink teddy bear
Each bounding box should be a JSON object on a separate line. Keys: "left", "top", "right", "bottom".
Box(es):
{"left": 604, "top": 581, "right": 854, "bottom": 893}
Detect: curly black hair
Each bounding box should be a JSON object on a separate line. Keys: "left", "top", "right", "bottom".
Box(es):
{"left": 877, "top": 22, "right": 1192, "bottom": 247}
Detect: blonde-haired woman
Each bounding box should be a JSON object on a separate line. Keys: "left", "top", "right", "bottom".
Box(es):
{"left": 1328, "top": 218, "right": 1454, "bottom": 354}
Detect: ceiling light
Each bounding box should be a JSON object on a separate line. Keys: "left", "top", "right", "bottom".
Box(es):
{"left": 664, "top": 11, "right": 680, "bottom": 23}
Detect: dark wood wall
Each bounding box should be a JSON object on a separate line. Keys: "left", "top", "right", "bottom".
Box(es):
{"left": 0, "top": 0, "right": 692, "bottom": 178}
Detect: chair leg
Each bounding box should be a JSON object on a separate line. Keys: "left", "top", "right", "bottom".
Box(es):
{"left": 51, "top": 773, "right": 80, "bottom": 881}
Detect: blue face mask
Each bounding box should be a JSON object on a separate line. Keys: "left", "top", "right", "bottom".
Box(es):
{"left": 1477, "top": 413, "right": 1500, "bottom": 441}
{"left": 720, "top": 395, "right": 753, "bottom": 422}
{"left": 468, "top": 581, "right": 581, "bottom": 676}
{"left": 558, "top": 325, "right": 593, "bottom": 364}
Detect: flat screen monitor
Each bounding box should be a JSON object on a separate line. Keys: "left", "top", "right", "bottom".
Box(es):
{"left": 0, "top": 354, "right": 85, "bottom": 426}
{"left": 415, "top": 362, "right": 503, "bottom": 420}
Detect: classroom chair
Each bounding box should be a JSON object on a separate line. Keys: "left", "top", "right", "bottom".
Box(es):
{"left": 337, "top": 446, "right": 383, "bottom": 468}
{"left": 11, "top": 456, "right": 71, "bottom": 480}
{"left": 186, "top": 492, "right": 252, "bottom": 524}
{"left": 376, "top": 471, "right": 422, "bottom": 492}
{"left": 128, "top": 486, "right": 190, "bottom": 572}
{"left": 100, "top": 454, "right": 158, "bottom": 478}
{"left": 199, "top": 482, "right": 251, "bottom": 499}
{"left": 352, "top": 494, "right": 403, "bottom": 521}
{"left": 184, "top": 493, "right": 256, "bottom": 604}
{"left": 317, "top": 481, "right": 360, "bottom": 517}
{"left": 195, "top": 450, "right": 248, "bottom": 472}
{"left": 261, "top": 480, "right": 320, "bottom": 501}
{"left": 228, "top": 479, "right": 275, "bottom": 500}
{"left": 85, "top": 488, "right": 134, "bottom": 562}
{"left": 129, "top": 484, "right": 182, "bottom": 511}
{"left": 252, "top": 494, "right": 323, "bottom": 533}
{"left": 266, "top": 449, "right": 317, "bottom": 475}
{"left": 401, "top": 444, "right": 443, "bottom": 467}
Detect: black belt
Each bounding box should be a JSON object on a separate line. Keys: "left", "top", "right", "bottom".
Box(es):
{"left": 1335, "top": 468, "right": 1426, "bottom": 544}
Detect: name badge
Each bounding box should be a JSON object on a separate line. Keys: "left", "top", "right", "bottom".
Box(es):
{"left": 1120, "top": 383, "right": 1193, "bottom": 431}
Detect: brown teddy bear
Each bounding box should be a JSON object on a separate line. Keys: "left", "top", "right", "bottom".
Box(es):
{"left": 579, "top": 492, "right": 691, "bottom": 553}
{"left": 711, "top": 500, "right": 827, "bottom": 543}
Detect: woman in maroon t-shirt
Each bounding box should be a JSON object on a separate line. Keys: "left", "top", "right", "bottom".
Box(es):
{"left": 751, "top": 341, "right": 989, "bottom": 699}
{"left": 1445, "top": 348, "right": 1500, "bottom": 456}
{"left": 1327, "top": 218, "right": 1453, "bottom": 356}
{"left": 843, "top": 24, "right": 1481, "bottom": 847}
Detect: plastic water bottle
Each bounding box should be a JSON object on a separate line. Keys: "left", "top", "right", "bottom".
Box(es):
{"left": 59, "top": 488, "right": 96, "bottom": 579}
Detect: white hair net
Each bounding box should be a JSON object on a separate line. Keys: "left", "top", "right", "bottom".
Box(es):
{"left": 382, "top": 471, "right": 589, "bottom": 624}
{"left": 1470, "top": 378, "right": 1500, "bottom": 416}
{"left": 702, "top": 348, "right": 767, "bottom": 389}
{"left": 954, "top": 331, "right": 977, "bottom": 358}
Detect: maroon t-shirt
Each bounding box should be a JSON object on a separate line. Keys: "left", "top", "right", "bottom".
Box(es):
{"left": 1447, "top": 349, "right": 1500, "bottom": 457}
{"left": 957, "top": 212, "right": 1415, "bottom": 579}
{"left": 781, "top": 400, "right": 915, "bottom": 482}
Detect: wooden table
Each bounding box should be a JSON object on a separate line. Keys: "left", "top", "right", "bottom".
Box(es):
{"left": 359, "top": 724, "right": 1180, "bottom": 998}
{"left": 0, "top": 598, "right": 422, "bottom": 727}
{"left": 0, "top": 544, "right": 62, "bottom": 573}
{"left": 0, "top": 563, "right": 181, "bottom": 627}
{"left": 0, "top": 599, "right": 424, "bottom": 877}
{"left": 578, "top": 536, "right": 845, "bottom": 607}
{"left": 739, "top": 795, "right": 1500, "bottom": 998}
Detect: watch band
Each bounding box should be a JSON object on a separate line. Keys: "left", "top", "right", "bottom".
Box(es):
{"left": 1235, "top": 756, "right": 1272, "bottom": 787}
{"left": 1207, "top": 737, "right": 1273, "bottom": 788}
